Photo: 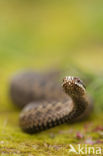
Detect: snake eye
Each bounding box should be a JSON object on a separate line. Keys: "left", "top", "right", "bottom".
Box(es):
{"left": 78, "top": 80, "right": 86, "bottom": 89}
{"left": 77, "top": 79, "right": 80, "bottom": 83}
{"left": 74, "top": 78, "right": 86, "bottom": 89}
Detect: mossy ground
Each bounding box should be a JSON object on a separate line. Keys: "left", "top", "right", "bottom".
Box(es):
{"left": 0, "top": 0, "right": 103, "bottom": 155}
{"left": 0, "top": 111, "right": 103, "bottom": 155}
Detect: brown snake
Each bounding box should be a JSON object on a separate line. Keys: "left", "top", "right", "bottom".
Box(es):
{"left": 10, "top": 71, "right": 93, "bottom": 133}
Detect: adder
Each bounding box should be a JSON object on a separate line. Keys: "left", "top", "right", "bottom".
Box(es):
{"left": 10, "top": 71, "right": 93, "bottom": 133}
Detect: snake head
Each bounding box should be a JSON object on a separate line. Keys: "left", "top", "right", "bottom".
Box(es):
{"left": 62, "top": 76, "right": 86, "bottom": 97}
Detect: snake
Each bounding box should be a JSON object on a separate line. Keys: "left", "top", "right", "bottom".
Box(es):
{"left": 9, "top": 71, "right": 93, "bottom": 133}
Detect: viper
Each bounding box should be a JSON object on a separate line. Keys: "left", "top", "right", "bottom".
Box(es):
{"left": 10, "top": 71, "right": 93, "bottom": 133}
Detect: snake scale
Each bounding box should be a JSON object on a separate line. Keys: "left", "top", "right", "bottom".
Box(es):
{"left": 9, "top": 71, "right": 93, "bottom": 133}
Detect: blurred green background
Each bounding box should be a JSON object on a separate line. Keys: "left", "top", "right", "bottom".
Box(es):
{"left": 0, "top": 1, "right": 103, "bottom": 155}
{"left": 1, "top": 0, "right": 103, "bottom": 111}
{"left": 0, "top": 0, "right": 103, "bottom": 71}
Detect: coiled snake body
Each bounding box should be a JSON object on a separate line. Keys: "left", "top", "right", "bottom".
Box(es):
{"left": 10, "top": 71, "right": 93, "bottom": 133}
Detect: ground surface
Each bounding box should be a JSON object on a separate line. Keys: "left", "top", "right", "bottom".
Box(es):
{"left": 0, "top": 1, "right": 103, "bottom": 155}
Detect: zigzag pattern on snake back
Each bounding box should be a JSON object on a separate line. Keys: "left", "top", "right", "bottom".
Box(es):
{"left": 9, "top": 71, "right": 93, "bottom": 133}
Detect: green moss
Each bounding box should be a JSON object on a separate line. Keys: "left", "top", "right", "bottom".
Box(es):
{"left": 0, "top": 112, "right": 103, "bottom": 155}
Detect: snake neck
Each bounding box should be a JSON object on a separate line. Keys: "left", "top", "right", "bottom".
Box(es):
{"left": 68, "top": 94, "right": 88, "bottom": 121}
